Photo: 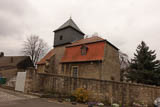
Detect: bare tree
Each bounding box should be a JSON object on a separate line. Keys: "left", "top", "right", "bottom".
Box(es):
{"left": 119, "top": 51, "right": 130, "bottom": 81}
{"left": 22, "top": 35, "right": 49, "bottom": 66}
{"left": 119, "top": 51, "right": 129, "bottom": 69}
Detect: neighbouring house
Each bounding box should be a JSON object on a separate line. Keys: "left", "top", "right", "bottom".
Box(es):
{"left": 0, "top": 52, "right": 34, "bottom": 87}
{"left": 37, "top": 18, "right": 120, "bottom": 81}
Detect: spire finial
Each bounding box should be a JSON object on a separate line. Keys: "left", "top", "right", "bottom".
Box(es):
{"left": 70, "top": 15, "right": 72, "bottom": 19}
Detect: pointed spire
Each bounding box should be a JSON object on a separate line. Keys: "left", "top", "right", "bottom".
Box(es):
{"left": 54, "top": 18, "right": 84, "bottom": 35}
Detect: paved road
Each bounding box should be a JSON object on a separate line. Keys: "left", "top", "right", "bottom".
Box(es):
{"left": 0, "top": 88, "right": 86, "bottom": 107}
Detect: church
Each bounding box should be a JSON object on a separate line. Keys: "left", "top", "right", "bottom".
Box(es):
{"left": 37, "top": 18, "right": 120, "bottom": 81}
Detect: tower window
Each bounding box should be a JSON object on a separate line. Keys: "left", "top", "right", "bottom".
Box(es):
{"left": 60, "top": 35, "right": 63, "bottom": 40}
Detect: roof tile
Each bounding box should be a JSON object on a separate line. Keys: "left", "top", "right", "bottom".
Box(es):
{"left": 37, "top": 49, "right": 54, "bottom": 65}
{"left": 61, "top": 41, "right": 105, "bottom": 63}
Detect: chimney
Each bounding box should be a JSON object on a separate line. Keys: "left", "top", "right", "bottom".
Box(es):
{"left": 0, "top": 52, "right": 4, "bottom": 57}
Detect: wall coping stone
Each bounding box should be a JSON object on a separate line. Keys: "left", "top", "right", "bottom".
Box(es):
{"left": 38, "top": 73, "right": 160, "bottom": 89}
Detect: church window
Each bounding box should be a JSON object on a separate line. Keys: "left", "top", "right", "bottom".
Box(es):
{"left": 60, "top": 35, "right": 63, "bottom": 40}
{"left": 111, "top": 76, "right": 115, "bottom": 81}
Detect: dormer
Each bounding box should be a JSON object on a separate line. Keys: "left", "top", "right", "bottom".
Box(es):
{"left": 81, "top": 45, "right": 88, "bottom": 55}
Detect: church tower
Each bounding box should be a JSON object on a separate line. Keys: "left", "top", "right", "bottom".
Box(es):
{"left": 53, "top": 18, "right": 84, "bottom": 47}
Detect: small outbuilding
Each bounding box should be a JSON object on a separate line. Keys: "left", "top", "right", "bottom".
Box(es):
{"left": 0, "top": 52, "right": 34, "bottom": 87}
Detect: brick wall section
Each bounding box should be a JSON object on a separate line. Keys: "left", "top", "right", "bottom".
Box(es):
{"left": 35, "top": 73, "right": 160, "bottom": 106}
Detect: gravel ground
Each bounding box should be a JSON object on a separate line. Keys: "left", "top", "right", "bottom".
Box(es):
{"left": 0, "top": 88, "right": 88, "bottom": 107}
{"left": 0, "top": 88, "right": 37, "bottom": 102}
{"left": 0, "top": 91, "right": 26, "bottom": 102}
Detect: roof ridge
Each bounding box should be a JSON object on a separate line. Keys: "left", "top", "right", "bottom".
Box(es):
{"left": 73, "top": 36, "right": 104, "bottom": 43}
{"left": 69, "top": 18, "right": 81, "bottom": 31}
{"left": 67, "top": 36, "right": 105, "bottom": 47}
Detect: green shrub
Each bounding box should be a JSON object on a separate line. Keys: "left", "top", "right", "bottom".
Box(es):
{"left": 72, "top": 88, "right": 89, "bottom": 103}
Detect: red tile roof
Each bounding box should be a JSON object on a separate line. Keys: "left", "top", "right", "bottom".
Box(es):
{"left": 68, "top": 36, "right": 118, "bottom": 50}
{"left": 68, "top": 36, "right": 105, "bottom": 47}
{"left": 37, "top": 49, "right": 54, "bottom": 65}
{"left": 61, "top": 41, "right": 105, "bottom": 63}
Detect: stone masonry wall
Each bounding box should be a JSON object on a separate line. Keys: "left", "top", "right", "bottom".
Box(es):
{"left": 24, "top": 68, "right": 35, "bottom": 93}
{"left": 102, "top": 43, "right": 120, "bottom": 81}
{"left": 52, "top": 45, "right": 66, "bottom": 74}
{"left": 62, "top": 62, "right": 102, "bottom": 79}
{"left": 0, "top": 68, "right": 18, "bottom": 80}
{"left": 35, "top": 73, "right": 160, "bottom": 106}
{"left": 37, "top": 65, "right": 45, "bottom": 73}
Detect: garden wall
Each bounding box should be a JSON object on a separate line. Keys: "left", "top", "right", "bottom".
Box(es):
{"left": 34, "top": 73, "right": 160, "bottom": 106}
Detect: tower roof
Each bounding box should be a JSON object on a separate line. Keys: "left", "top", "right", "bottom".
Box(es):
{"left": 54, "top": 18, "right": 84, "bottom": 35}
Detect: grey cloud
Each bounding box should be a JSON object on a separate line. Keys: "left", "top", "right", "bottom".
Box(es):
{"left": 0, "top": 15, "right": 23, "bottom": 36}
{"left": 0, "top": 0, "right": 37, "bottom": 56}
{"left": 1, "top": 0, "right": 160, "bottom": 59}
{"left": 0, "top": 0, "right": 36, "bottom": 37}
{"left": 0, "top": 0, "right": 33, "bottom": 16}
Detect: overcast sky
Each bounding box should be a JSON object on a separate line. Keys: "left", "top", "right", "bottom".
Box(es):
{"left": 0, "top": 0, "right": 160, "bottom": 59}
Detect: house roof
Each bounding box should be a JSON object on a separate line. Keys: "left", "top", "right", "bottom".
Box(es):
{"left": 0, "top": 56, "right": 33, "bottom": 70}
{"left": 54, "top": 18, "right": 84, "bottom": 35}
{"left": 37, "top": 49, "right": 55, "bottom": 65}
{"left": 61, "top": 41, "right": 105, "bottom": 63}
